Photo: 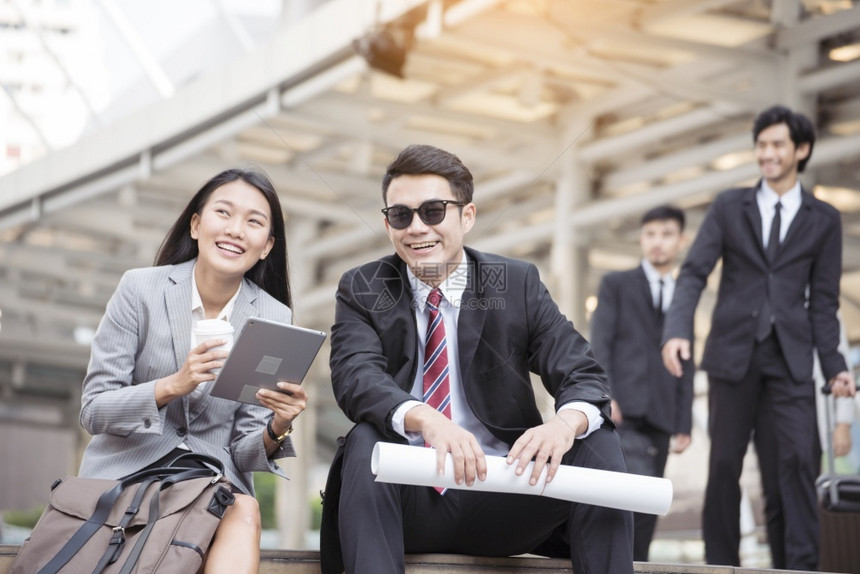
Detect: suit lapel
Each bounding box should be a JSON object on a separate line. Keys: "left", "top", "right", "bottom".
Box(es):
{"left": 634, "top": 266, "right": 663, "bottom": 339}
{"left": 229, "top": 280, "right": 258, "bottom": 334}
{"left": 776, "top": 188, "right": 813, "bottom": 262}
{"left": 634, "top": 266, "right": 654, "bottom": 313}
{"left": 164, "top": 262, "right": 195, "bottom": 423}
{"left": 165, "top": 261, "right": 195, "bottom": 371}
{"left": 742, "top": 185, "right": 767, "bottom": 264}
{"left": 457, "top": 252, "right": 488, "bottom": 383}
{"left": 385, "top": 258, "right": 420, "bottom": 390}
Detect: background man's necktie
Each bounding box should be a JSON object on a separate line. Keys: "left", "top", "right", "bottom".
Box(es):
{"left": 766, "top": 201, "right": 782, "bottom": 263}
{"left": 756, "top": 201, "right": 782, "bottom": 341}
{"left": 655, "top": 278, "right": 665, "bottom": 332}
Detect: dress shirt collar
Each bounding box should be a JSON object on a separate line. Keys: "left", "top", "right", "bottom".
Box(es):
{"left": 641, "top": 258, "right": 674, "bottom": 283}
{"left": 407, "top": 252, "right": 469, "bottom": 313}
{"left": 758, "top": 179, "right": 801, "bottom": 213}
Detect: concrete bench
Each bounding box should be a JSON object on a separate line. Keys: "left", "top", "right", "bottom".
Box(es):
{"left": 0, "top": 545, "right": 830, "bottom": 573}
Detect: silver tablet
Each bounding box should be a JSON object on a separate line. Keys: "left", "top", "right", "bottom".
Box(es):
{"left": 209, "top": 317, "right": 326, "bottom": 405}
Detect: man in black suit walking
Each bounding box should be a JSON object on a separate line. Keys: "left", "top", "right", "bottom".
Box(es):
{"left": 320, "top": 144, "right": 633, "bottom": 574}
{"left": 662, "top": 105, "right": 856, "bottom": 569}
{"left": 591, "top": 205, "right": 694, "bottom": 561}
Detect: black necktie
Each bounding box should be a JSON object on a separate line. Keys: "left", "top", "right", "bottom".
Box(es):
{"left": 766, "top": 201, "right": 782, "bottom": 263}
{"left": 756, "top": 201, "right": 782, "bottom": 341}
{"left": 656, "top": 279, "right": 664, "bottom": 317}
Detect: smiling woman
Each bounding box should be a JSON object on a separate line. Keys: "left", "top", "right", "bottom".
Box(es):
{"left": 75, "top": 167, "right": 308, "bottom": 574}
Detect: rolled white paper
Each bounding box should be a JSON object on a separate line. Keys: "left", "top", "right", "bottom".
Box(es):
{"left": 371, "top": 442, "right": 673, "bottom": 516}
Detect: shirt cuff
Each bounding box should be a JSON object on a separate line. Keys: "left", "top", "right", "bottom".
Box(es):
{"left": 391, "top": 400, "right": 425, "bottom": 441}
{"left": 558, "top": 402, "right": 603, "bottom": 439}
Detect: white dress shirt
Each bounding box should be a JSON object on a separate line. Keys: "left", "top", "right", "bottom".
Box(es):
{"left": 187, "top": 265, "right": 241, "bottom": 397}
{"left": 757, "top": 180, "right": 802, "bottom": 248}
{"left": 391, "top": 252, "right": 602, "bottom": 456}
{"left": 641, "top": 259, "right": 675, "bottom": 313}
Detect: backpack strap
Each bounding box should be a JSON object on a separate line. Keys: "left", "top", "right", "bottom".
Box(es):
{"left": 116, "top": 468, "right": 214, "bottom": 574}
{"left": 89, "top": 476, "right": 160, "bottom": 574}
{"left": 37, "top": 481, "right": 128, "bottom": 574}
{"left": 162, "top": 452, "right": 225, "bottom": 475}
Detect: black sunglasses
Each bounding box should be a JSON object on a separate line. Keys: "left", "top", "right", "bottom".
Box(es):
{"left": 381, "top": 199, "right": 466, "bottom": 230}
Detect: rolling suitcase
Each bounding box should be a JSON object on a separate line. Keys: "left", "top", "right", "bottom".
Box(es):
{"left": 817, "top": 385, "right": 860, "bottom": 573}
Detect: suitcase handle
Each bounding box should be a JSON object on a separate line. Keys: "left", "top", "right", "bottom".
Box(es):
{"left": 819, "top": 384, "right": 840, "bottom": 508}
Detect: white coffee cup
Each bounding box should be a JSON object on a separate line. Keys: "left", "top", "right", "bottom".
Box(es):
{"left": 194, "top": 319, "right": 234, "bottom": 353}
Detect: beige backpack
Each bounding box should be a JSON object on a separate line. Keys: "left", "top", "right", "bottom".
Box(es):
{"left": 10, "top": 454, "right": 234, "bottom": 574}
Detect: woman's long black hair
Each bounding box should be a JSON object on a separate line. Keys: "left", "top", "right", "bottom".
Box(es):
{"left": 154, "top": 167, "right": 292, "bottom": 308}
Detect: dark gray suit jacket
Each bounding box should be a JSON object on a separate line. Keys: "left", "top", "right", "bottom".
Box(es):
{"left": 591, "top": 266, "right": 694, "bottom": 435}
{"left": 663, "top": 184, "right": 847, "bottom": 383}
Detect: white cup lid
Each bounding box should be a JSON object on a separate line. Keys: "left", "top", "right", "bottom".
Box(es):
{"left": 194, "top": 319, "right": 233, "bottom": 334}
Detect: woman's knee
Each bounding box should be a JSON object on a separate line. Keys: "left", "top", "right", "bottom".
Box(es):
{"left": 222, "top": 493, "right": 262, "bottom": 533}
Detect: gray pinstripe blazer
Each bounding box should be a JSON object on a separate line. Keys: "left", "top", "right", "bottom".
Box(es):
{"left": 77, "top": 258, "right": 295, "bottom": 494}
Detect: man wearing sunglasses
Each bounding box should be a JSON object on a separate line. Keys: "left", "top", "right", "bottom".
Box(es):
{"left": 320, "top": 144, "right": 633, "bottom": 574}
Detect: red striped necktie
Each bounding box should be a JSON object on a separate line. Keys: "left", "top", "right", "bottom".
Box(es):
{"left": 423, "top": 288, "right": 452, "bottom": 421}
{"left": 424, "top": 288, "right": 452, "bottom": 494}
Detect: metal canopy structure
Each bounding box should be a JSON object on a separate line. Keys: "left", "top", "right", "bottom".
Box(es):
{"left": 3, "top": 0, "right": 860, "bottom": 453}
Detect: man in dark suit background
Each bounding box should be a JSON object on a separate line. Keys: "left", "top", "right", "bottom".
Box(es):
{"left": 591, "top": 205, "right": 694, "bottom": 561}
{"left": 320, "top": 144, "right": 633, "bottom": 574}
{"left": 661, "top": 105, "right": 856, "bottom": 570}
